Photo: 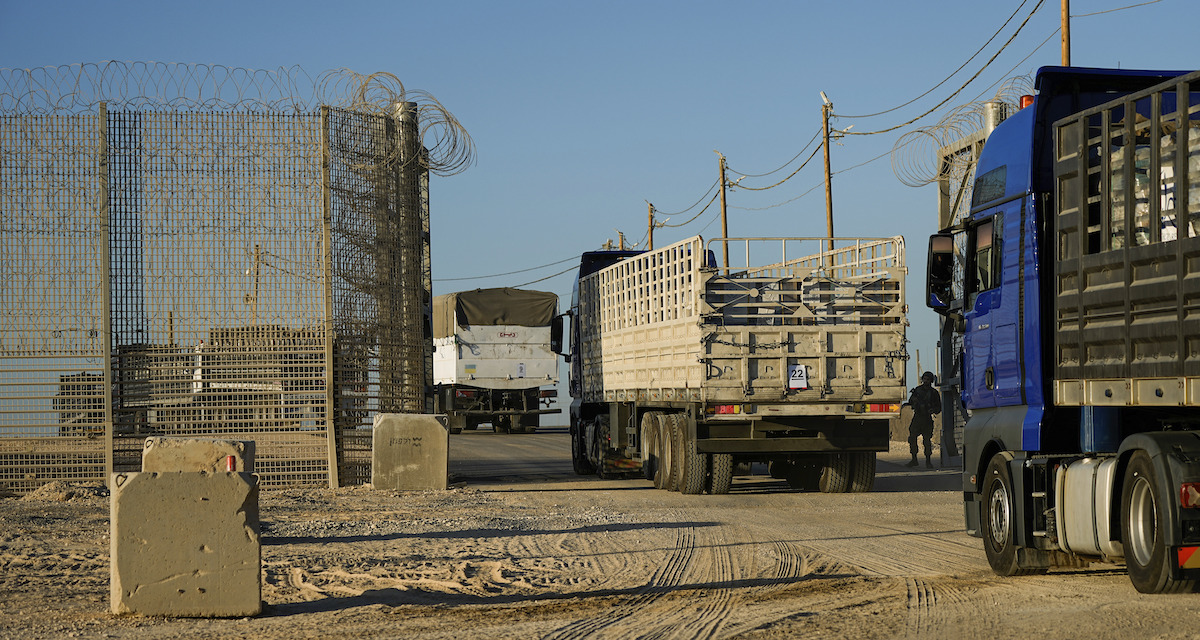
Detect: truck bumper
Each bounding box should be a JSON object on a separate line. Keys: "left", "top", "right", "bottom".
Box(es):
{"left": 696, "top": 418, "right": 890, "bottom": 454}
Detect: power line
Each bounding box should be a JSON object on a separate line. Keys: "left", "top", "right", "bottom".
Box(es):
{"left": 1073, "top": 0, "right": 1161, "bottom": 18}
{"left": 433, "top": 254, "right": 580, "bottom": 282}
{"left": 725, "top": 129, "right": 822, "bottom": 179}
{"left": 730, "top": 143, "right": 823, "bottom": 192}
{"left": 511, "top": 264, "right": 579, "bottom": 288}
{"left": 660, "top": 190, "right": 721, "bottom": 228}
{"left": 839, "top": 0, "right": 1034, "bottom": 120}
{"left": 652, "top": 178, "right": 720, "bottom": 216}
{"left": 842, "top": 0, "right": 1047, "bottom": 137}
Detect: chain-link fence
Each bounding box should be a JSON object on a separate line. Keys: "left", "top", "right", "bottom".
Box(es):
{"left": 0, "top": 63, "right": 472, "bottom": 493}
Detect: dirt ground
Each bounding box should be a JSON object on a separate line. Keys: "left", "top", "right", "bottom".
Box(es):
{"left": 3, "top": 440, "right": 1200, "bottom": 639}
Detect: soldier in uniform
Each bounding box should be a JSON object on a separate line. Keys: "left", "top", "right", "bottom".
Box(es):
{"left": 906, "top": 371, "right": 942, "bottom": 469}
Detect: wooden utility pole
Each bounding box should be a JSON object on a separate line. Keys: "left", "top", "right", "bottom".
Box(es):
{"left": 717, "top": 151, "right": 729, "bottom": 267}
{"left": 1061, "top": 0, "right": 1071, "bottom": 66}
{"left": 647, "top": 202, "right": 655, "bottom": 250}
{"left": 821, "top": 94, "right": 834, "bottom": 252}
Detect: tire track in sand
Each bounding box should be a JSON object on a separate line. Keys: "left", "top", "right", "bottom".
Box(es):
{"left": 544, "top": 521, "right": 740, "bottom": 640}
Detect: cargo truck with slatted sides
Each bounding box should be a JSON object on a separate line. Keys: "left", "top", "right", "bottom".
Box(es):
{"left": 555, "top": 235, "right": 908, "bottom": 494}
{"left": 926, "top": 67, "right": 1200, "bottom": 593}
{"left": 433, "top": 288, "right": 561, "bottom": 434}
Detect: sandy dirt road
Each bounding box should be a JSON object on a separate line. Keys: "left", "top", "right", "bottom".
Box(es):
{"left": 2, "top": 426, "right": 1199, "bottom": 639}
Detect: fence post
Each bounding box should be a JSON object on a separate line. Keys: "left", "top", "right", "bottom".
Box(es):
{"left": 99, "top": 101, "right": 115, "bottom": 482}
{"left": 320, "top": 106, "right": 339, "bottom": 489}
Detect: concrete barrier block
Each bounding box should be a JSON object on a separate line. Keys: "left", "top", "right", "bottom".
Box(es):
{"left": 372, "top": 413, "right": 449, "bottom": 490}
{"left": 110, "top": 471, "right": 261, "bottom": 617}
{"left": 142, "top": 436, "right": 256, "bottom": 473}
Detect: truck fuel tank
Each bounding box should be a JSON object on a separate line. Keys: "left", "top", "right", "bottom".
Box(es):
{"left": 1055, "top": 457, "right": 1124, "bottom": 560}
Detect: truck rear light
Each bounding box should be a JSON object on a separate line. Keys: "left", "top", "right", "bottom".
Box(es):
{"left": 847, "top": 403, "right": 900, "bottom": 413}
{"left": 707, "top": 404, "right": 742, "bottom": 415}
{"left": 1181, "top": 483, "right": 1200, "bottom": 509}
{"left": 539, "top": 390, "right": 558, "bottom": 398}
{"left": 455, "top": 389, "right": 477, "bottom": 399}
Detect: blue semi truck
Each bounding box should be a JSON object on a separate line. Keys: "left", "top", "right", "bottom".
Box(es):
{"left": 927, "top": 67, "right": 1200, "bottom": 593}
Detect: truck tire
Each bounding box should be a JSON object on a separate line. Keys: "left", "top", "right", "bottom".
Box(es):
{"left": 675, "top": 414, "right": 707, "bottom": 495}
{"left": 818, "top": 453, "right": 852, "bottom": 493}
{"left": 1121, "top": 450, "right": 1196, "bottom": 593}
{"left": 848, "top": 452, "right": 876, "bottom": 493}
{"left": 768, "top": 460, "right": 792, "bottom": 479}
{"left": 518, "top": 413, "right": 539, "bottom": 434}
{"left": 981, "top": 452, "right": 1045, "bottom": 576}
{"left": 785, "top": 459, "right": 821, "bottom": 491}
{"left": 656, "top": 413, "right": 679, "bottom": 491}
{"left": 657, "top": 413, "right": 676, "bottom": 489}
{"left": 640, "top": 412, "right": 659, "bottom": 482}
{"left": 708, "top": 453, "right": 733, "bottom": 495}
{"left": 570, "top": 422, "right": 595, "bottom": 476}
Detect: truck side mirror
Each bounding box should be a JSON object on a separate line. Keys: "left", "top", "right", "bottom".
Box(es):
{"left": 927, "top": 233, "right": 954, "bottom": 312}
{"left": 551, "top": 312, "right": 568, "bottom": 358}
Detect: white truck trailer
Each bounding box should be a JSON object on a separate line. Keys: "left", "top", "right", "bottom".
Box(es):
{"left": 560, "top": 235, "right": 908, "bottom": 494}
{"left": 432, "top": 287, "right": 560, "bottom": 434}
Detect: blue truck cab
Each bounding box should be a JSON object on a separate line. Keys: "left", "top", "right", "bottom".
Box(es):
{"left": 927, "top": 67, "right": 1200, "bottom": 593}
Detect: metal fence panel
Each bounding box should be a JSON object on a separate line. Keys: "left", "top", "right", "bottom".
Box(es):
{"left": 0, "top": 64, "right": 458, "bottom": 494}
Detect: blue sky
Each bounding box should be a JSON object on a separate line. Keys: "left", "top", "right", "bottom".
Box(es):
{"left": 1, "top": 0, "right": 1193, "bottom": 386}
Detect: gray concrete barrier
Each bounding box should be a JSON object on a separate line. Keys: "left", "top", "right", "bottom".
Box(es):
{"left": 110, "top": 471, "right": 261, "bottom": 617}
{"left": 141, "top": 436, "right": 255, "bottom": 473}
{"left": 372, "top": 413, "right": 449, "bottom": 490}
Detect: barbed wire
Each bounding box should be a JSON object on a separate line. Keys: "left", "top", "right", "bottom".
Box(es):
{"left": 889, "top": 73, "right": 1034, "bottom": 188}
{"left": 0, "top": 61, "right": 475, "bottom": 175}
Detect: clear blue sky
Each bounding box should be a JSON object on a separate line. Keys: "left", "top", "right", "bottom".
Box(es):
{"left": 1, "top": 0, "right": 1192, "bottom": 385}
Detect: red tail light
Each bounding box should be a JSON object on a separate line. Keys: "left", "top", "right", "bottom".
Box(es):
{"left": 1181, "top": 483, "right": 1200, "bottom": 509}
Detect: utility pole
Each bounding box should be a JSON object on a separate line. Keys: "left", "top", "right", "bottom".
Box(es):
{"left": 1061, "top": 0, "right": 1071, "bottom": 66}
{"left": 647, "top": 202, "right": 655, "bottom": 250}
{"left": 821, "top": 92, "right": 834, "bottom": 253}
{"left": 717, "top": 151, "right": 729, "bottom": 267}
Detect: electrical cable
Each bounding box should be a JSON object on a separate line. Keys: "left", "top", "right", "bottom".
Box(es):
{"left": 1073, "top": 0, "right": 1161, "bottom": 18}
{"left": 726, "top": 129, "right": 822, "bottom": 179}
{"left": 660, "top": 191, "right": 721, "bottom": 227}
{"left": 730, "top": 144, "right": 823, "bottom": 192}
{"left": 841, "top": 0, "right": 1047, "bottom": 137}
{"left": 651, "top": 178, "right": 720, "bottom": 217}
{"left": 433, "top": 254, "right": 581, "bottom": 282}
{"left": 839, "top": 0, "right": 1033, "bottom": 120}
{"left": 511, "top": 264, "right": 579, "bottom": 288}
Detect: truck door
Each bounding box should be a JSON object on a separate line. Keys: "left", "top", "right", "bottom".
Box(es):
{"left": 963, "top": 215, "right": 1003, "bottom": 408}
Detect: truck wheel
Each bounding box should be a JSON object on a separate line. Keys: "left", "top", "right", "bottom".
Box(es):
{"left": 818, "top": 454, "right": 852, "bottom": 493}
{"left": 768, "top": 460, "right": 792, "bottom": 479}
{"left": 676, "top": 414, "right": 707, "bottom": 495}
{"left": 518, "top": 413, "right": 539, "bottom": 434}
{"left": 708, "top": 453, "right": 733, "bottom": 495}
{"left": 1121, "top": 450, "right": 1196, "bottom": 593}
{"left": 785, "top": 459, "right": 821, "bottom": 491}
{"left": 640, "top": 412, "right": 659, "bottom": 482}
{"left": 656, "top": 413, "right": 678, "bottom": 491}
{"left": 848, "top": 452, "right": 876, "bottom": 493}
{"left": 570, "top": 422, "right": 595, "bottom": 476}
{"left": 981, "top": 452, "right": 1044, "bottom": 576}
